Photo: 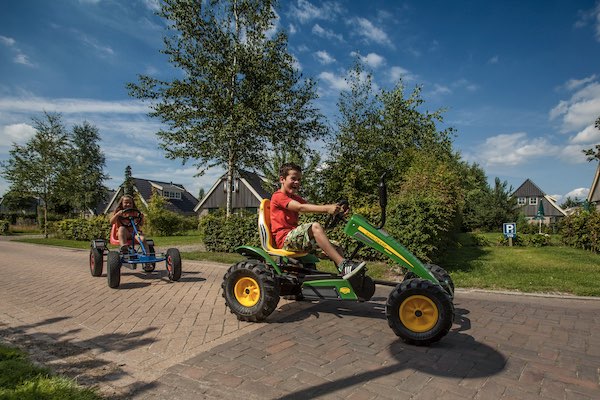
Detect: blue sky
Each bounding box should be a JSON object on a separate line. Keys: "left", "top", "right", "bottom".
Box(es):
{"left": 1, "top": 0, "right": 600, "bottom": 204}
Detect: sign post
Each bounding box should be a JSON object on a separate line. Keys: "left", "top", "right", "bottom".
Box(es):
{"left": 503, "top": 222, "right": 517, "bottom": 247}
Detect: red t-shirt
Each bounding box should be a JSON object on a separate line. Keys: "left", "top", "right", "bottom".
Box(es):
{"left": 270, "top": 190, "right": 306, "bottom": 248}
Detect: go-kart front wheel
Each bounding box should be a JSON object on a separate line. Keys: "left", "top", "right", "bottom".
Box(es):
{"left": 107, "top": 251, "right": 122, "bottom": 289}
{"left": 222, "top": 261, "right": 280, "bottom": 322}
{"left": 166, "top": 248, "right": 181, "bottom": 281}
{"left": 386, "top": 278, "right": 454, "bottom": 346}
{"left": 89, "top": 248, "right": 103, "bottom": 277}
{"left": 404, "top": 263, "right": 454, "bottom": 297}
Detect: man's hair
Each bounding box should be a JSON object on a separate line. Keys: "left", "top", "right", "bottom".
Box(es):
{"left": 279, "top": 162, "right": 302, "bottom": 178}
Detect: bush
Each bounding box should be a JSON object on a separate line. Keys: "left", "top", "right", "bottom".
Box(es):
{"left": 527, "top": 233, "right": 551, "bottom": 247}
{"left": 469, "top": 233, "right": 491, "bottom": 247}
{"left": 560, "top": 209, "right": 600, "bottom": 252}
{"left": 0, "top": 220, "right": 9, "bottom": 235}
{"left": 54, "top": 216, "right": 110, "bottom": 241}
{"left": 143, "top": 194, "right": 187, "bottom": 236}
{"left": 198, "top": 210, "right": 260, "bottom": 252}
{"left": 496, "top": 234, "right": 525, "bottom": 246}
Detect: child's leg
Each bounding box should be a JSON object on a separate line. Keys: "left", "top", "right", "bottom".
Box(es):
{"left": 308, "top": 222, "right": 344, "bottom": 266}
{"left": 117, "top": 226, "right": 130, "bottom": 246}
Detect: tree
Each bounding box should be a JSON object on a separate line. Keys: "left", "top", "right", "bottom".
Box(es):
{"left": 582, "top": 116, "right": 600, "bottom": 162}
{"left": 123, "top": 165, "right": 134, "bottom": 196}
{"left": 198, "top": 187, "right": 205, "bottom": 201}
{"left": 67, "top": 121, "right": 108, "bottom": 214}
{"left": 1, "top": 112, "right": 69, "bottom": 237}
{"left": 127, "top": 0, "right": 327, "bottom": 216}
{"left": 560, "top": 196, "right": 583, "bottom": 209}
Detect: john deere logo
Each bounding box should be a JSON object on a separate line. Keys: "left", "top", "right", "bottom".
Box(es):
{"left": 340, "top": 287, "right": 351, "bottom": 294}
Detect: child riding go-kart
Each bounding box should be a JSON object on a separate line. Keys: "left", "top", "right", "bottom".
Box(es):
{"left": 89, "top": 208, "right": 182, "bottom": 289}
{"left": 221, "top": 175, "right": 455, "bottom": 345}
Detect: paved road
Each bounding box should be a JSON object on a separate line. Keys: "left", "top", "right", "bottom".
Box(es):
{"left": 0, "top": 238, "right": 599, "bottom": 399}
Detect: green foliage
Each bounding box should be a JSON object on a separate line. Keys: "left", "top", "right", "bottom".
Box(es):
{"left": 527, "top": 233, "right": 551, "bottom": 247}
{"left": 144, "top": 194, "right": 186, "bottom": 236}
{"left": 0, "top": 220, "right": 9, "bottom": 235}
{"left": 123, "top": 165, "right": 134, "bottom": 196}
{"left": 127, "top": 0, "right": 326, "bottom": 215}
{"left": 54, "top": 217, "right": 110, "bottom": 241}
{"left": 469, "top": 233, "right": 491, "bottom": 247}
{"left": 198, "top": 210, "right": 260, "bottom": 252}
{"left": 560, "top": 209, "right": 600, "bottom": 252}
{"left": 496, "top": 234, "right": 526, "bottom": 246}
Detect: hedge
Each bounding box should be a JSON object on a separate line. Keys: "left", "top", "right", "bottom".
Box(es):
{"left": 560, "top": 209, "right": 600, "bottom": 252}
{"left": 0, "top": 220, "right": 9, "bottom": 235}
{"left": 198, "top": 210, "right": 260, "bottom": 252}
{"left": 54, "top": 217, "right": 111, "bottom": 241}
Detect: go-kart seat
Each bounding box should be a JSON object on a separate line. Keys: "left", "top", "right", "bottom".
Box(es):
{"left": 259, "top": 199, "right": 307, "bottom": 258}
{"left": 109, "top": 224, "right": 138, "bottom": 246}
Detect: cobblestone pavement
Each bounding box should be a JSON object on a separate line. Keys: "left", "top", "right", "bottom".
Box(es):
{"left": 1, "top": 238, "right": 599, "bottom": 399}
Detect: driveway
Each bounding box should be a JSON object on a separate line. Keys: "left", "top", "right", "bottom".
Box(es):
{"left": 0, "top": 238, "right": 598, "bottom": 399}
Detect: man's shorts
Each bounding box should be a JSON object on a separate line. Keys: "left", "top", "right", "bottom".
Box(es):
{"left": 282, "top": 223, "right": 318, "bottom": 252}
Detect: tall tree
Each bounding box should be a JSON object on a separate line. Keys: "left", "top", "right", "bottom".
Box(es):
{"left": 123, "top": 165, "right": 134, "bottom": 196}
{"left": 1, "top": 112, "right": 69, "bottom": 237}
{"left": 67, "top": 121, "right": 108, "bottom": 214}
{"left": 127, "top": 0, "right": 326, "bottom": 215}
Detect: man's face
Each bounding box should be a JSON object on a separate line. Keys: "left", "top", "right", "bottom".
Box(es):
{"left": 280, "top": 169, "right": 302, "bottom": 194}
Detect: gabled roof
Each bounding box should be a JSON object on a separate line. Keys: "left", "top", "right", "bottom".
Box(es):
{"left": 194, "top": 169, "right": 270, "bottom": 212}
{"left": 512, "top": 179, "right": 545, "bottom": 198}
{"left": 104, "top": 177, "right": 199, "bottom": 216}
{"left": 588, "top": 163, "right": 600, "bottom": 204}
{"left": 543, "top": 195, "right": 567, "bottom": 217}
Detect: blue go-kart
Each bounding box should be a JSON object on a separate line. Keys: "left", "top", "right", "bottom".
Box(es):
{"left": 89, "top": 208, "right": 182, "bottom": 288}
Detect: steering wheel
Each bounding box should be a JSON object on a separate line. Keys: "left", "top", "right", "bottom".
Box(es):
{"left": 118, "top": 208, "right": 142, "bottom": 227}
{"left": 324, "top": 199, "right": 349, "bottom": 229}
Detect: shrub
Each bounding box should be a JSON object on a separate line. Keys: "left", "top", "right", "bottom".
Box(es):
{"left": 144, "top": 194, "right": 185, "bottom": 236}
{"left": 469, "top": 233, "right": 491, "bottom": 247}
{"left": 0, "top": 220, "right": 9, "bottom": 235}
{"left": 54, "top": 216, "right": 110, "bottom": 241}
{"left": 198, "top": 210, "right": 260, "bottom": 252}
{"left": 560, "top": 209, "right": 599, "bottom": 252}
{"left": 496, "top": 234, "right": 525, "bottom": 246}
{"left": 528, "top": 233, "right": 551, "bottom": 247}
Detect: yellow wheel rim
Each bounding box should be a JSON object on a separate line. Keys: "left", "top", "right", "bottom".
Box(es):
{"left": 234, "top": 277, "right": 260, "bottom": 307}
{"left": 399, "top": 295, "right": 439, "bottom": 333}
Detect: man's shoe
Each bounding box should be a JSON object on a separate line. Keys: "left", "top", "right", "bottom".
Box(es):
{"left": 339, "top": 259, "right": 366, "bottom": 279}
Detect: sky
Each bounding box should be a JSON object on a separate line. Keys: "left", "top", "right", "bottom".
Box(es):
{"left": 1, "top": 0, "right": 600, "bottom": 204}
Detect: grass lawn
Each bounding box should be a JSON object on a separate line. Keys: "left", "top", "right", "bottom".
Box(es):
{"left": 12, "top": 233, "right": 600, "bottom": 296}
{"left": 0, "top": 343, "right": 101, "bottom": 400}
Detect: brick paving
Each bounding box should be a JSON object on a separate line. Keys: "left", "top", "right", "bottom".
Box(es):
{"left": 1, "top": 238, "right": 599, "bottom": 399}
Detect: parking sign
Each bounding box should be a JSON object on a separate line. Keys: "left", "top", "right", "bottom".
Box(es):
{"left": 503, "top": 222, "right": 516, "bottom": 238}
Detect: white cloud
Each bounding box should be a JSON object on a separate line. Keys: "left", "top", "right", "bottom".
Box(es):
{"left": 474, "top": 132, "right": 559, "bottom": 167}
{"left": 315, "top": 50, "right": 335, "bottom": 64}
{"left": 564, "top": 74, "right": 597, "bottom": 91}
{"left": 288, "top": 24, "right": 297, "bottom": 35}
{"left": 14, "top": 53, "right": 33, "bottom": 66}
{"left": 488, "top": 55, "right": 499, "bottom": 64}
{"left": 288, "top": 0, "right": 343, "bottom": 24}
{"left": 0, "top": 96, "right": 150, "bottom": 114}
{"left": 0, "top": 123, "right": 36, "bottom": 146}
{"left": 312, "top": 24, "right": 343, "bottom": 41}
{"left": 350, "top": 17, "right": 392, "bottom": 46}
{"left": 570, "top": 124, "right": 600, "bottom": 144}
{"left": 141, "top": 0, "right": 161, "bottom": 12}
{"left": 318, "top": 72, "right": 348, "bottom": 91}
{"left": 575, "top": 2, "right": 600, "bottom": 42}
{"left": 0, "top": 36, "right": 15, "bottom": 46}
{"left": 388, "top": 66, "right": 415, "bottom": 83}
{"left": 431, "top": 84, "right": 451, "bottom": 96}
{"left": 350, "top": 51, "right": 385, "bottom": 68}
{"left": 564, "top": 187, "right": 590, "bottom": 200}
{"left": 549, "top": 79, "right": 600, "bottom": 132}
{"left": 80, "top": 35, "right": 114, "bottom": 57}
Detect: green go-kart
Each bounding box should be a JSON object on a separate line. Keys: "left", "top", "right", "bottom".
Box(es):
{"left": 221, "top": 175, "right": 455, "bottom": 345}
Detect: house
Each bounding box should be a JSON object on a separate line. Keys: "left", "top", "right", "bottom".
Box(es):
{"left": 587, "top": 163, "right": 600, "bottom": 210}
{"left": 195, "top": 170, "right": 271, "bottom": 216}
{"left": 104, "top": 178, "right": 199, "bottom": 217}
{"left": 512, "top": 179, "right": 567, "bottom": 224}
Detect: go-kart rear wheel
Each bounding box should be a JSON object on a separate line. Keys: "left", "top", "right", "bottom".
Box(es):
{"left": 89, "top": 248, "right": 103, "bottom": 277}
{"left": 222, "top": 261, "right": 280, "bottom": 322}
{"left": 404, "top": 263, "right": 454, "bottom": 297}
{"left": 143, "top": 245, "right": 156, "bottom": 273}
{"left": 107, "top": 251, "right": 122, "bottom": 289}
{"left": 386, "top": 278, "right": 454, "bottom": 346}
{"left": 166, "top": 248, "right": 181, "bottom": 281}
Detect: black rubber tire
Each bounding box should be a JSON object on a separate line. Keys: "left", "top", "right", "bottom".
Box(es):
{"left": 404, "top": 263, "right": 454, "bottom": 297}
{"left": 143, "top": 245, "right": 156, "bottom": 272}
{"left": 386, "top": 278, "right": 454, "bottom": 346}
{"left": 166, "top": 248, "right": 182, "bottom": 281}
{"left": 89, "top": 247, "right": 103, "bottom": 277}
{"left": 222, "top": 261, "right": 280, "bottom": 322}
{"left": 107, "top": 251, "right": 121, "bottom": 289}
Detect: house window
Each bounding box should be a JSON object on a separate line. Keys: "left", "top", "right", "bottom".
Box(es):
{"left": 222, "top": 179, "right": 239, "bottom": 192}
{"left": 163, "top": 190, "right": 181, "bottom": 199}
{"left": 518, "top": 197, "right": 526, "bottom": 206}
{"left": 529, "top": 197, "right": 537, "bottom": 205}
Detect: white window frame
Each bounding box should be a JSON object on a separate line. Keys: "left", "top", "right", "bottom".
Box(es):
{"left": 529, "top": 197, "right": 537, "bottom": 205}
{"left": 517, "top": 197, "right": 526, "bottom": 206}
{"left": 163, "top": 190, "right": 181, "bottom": 200}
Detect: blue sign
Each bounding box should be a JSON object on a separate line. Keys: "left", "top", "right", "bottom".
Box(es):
{"left": 503, "top": 223, "right": 516, "bottom": 238}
